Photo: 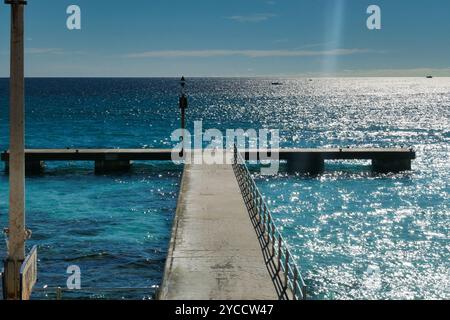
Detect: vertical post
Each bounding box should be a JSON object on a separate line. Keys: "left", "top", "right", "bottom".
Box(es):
{"left": 277, "top": 235, "right": 282, "bottom": 273}
{"left": 179, "top": 76, "right": 187, "bottom": 156}
{"left": 4, "top": 0, "right": 27, "bottom": 300}
{"left": 56, "top": 287, "right": 62, "bottom": 300}
{"left": 293, "top": 268, "right": 298, "bottom": 300}
{"left": 284, "top": 250, "right": 290, "bottom": 292}
{"left": 262, "top": 207, "right": 267, "bottom": 234}
{"left": 271, "top": 228, "right": 276, "bottom": 257}
{"left": 258, "top": 199, "right": 262, "bottom": 219}
{"left": 252, "top": 186, "right": 257, "bottom": 212}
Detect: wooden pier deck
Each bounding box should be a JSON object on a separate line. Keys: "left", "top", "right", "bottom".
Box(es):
{"left": 158, "top": 163, "right": 280, "bottom": 300}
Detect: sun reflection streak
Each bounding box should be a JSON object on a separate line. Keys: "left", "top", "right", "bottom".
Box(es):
{"left": 322, "top": 0, "right": 346, "bottom": 75}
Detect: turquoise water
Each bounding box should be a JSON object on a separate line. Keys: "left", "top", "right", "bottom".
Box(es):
{"left": 0, "top": 164, "right": 181, "bottom": 299}
{"left": 0, "top": 78, "right": 449, "bottom": 299}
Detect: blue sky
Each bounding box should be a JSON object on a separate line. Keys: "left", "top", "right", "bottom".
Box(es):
{"left": 0, "top": 0, "right": 449, "bottom": 77}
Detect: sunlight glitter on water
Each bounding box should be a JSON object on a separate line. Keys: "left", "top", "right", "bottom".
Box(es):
{"left": 0, "top": 77, "right": 448, "bottom": 299}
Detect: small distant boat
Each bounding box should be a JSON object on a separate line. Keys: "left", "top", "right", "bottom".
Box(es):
{"left": 426, "top": 76, "right": 433, "bottom": 79}
{"left": 271, "top": 82, "right": 283, "bottom": 86}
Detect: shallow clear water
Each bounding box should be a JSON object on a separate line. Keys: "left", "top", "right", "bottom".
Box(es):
{"left": 0, "top": 163, "right": 180, "bottom": 299}
{"left": 0, "top": 78, "right": 448, "bottom": 299}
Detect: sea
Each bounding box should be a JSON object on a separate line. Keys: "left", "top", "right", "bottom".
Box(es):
{"left": 0, "top": 77, "right": 448, "bottom": 299}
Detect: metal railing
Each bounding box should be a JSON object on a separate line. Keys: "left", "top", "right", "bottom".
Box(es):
{"left": 232, "top": 145, "right": 307, "bottom": 300}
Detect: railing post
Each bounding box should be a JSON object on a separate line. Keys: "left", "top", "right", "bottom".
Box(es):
{"left": 267, "top": 215, "right": 272, "bottom": 243}
{"left": 293, "top": 268, "right": 298, "bottom": 300}
{"left": 301, "top": 283, "right": 307, "bottom": 301}
{"left": 250, "top": 184, "right": 255, "bottom": 209}
{"left": 251, "top": 183, "right": 256, "bottom": 209}
{"left": 271, "top": 228, "right": 276, "bottom": 257}
{"left": 253, "top": 196, "right": 258, "bottom": 217}
{"left": 284, "top": 250, "right": 290, "bottom": 292}
{"left": 250, "top": 184, "right": 255, "bottom": 210}
{"left": 277, "top": 235, "right": 282, "bottom": 273}
{"left": 56, "top": 287, "right": 62, "bottom": 300}
{"left": 262, "top": 207, "right": 267, "bottom": 234}
{"left": 258, "top": 199, "right": 263, "bottom": 220}
{"left": 243, "top": 176, "right": 249, "bottom": 197}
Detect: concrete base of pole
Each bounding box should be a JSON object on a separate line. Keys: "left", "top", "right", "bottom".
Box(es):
{"left": 95, "top": 160, "right": 132, "bottom": 174}
{"left": 4, "top": 160, "right": 45, "bottom": 174}
{"left": 3, "top": 259, "right": 23, "bottom": 300}
{"left": 372, "top": 159, "right": 412, "bottom": 173}
{"left": 287, "top": 153, "right": 325, "bottom": 174}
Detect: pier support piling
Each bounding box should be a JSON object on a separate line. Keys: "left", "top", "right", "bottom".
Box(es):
{"left": 26, "top": 160, "right": 44, "bottom": 174}
{"left": 287, "top": 153, "right": 325, "bottom": 174}
{"left": 95, "top": 160, "right": 132, "bottom": 174}
{"left": 372, "top": 158, "right": 412, "bottom": 173}
{"left": 4, "top": 160, "right": 45, "bottom": 174}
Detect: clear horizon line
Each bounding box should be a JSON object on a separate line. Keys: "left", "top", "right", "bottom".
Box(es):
{"left": 0, "top": 75, "right": 448, "bottom": 79}
{"left": 125, "top": 48, "right": 375, "bottom": 58}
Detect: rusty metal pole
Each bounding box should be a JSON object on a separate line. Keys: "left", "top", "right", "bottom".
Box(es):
{"left": 3, "top": 0, "right": 27, "bottom": 300}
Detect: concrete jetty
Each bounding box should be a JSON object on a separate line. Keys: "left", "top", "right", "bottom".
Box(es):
{"left": 158, "top": 163, "right": 280, "bottom": 300}
{"left": 1, "top": 148, "right": 416, "bottom": 174}
{"left": 1, "top": 149, "right": 173, "bottom": 174}
{"left": 245, "top": 147, "right": 416, "bottom": 173}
